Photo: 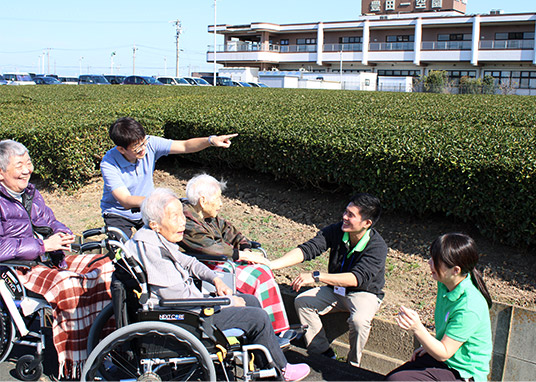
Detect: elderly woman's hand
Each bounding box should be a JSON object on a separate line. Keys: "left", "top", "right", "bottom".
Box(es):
{"left": 213, "top": 277, "right": 233, "bottom": 296}
{"left": 43, "top": 232, "right": 76, "bottom": 252}
{"left": 238, "top": 250, "right": 271, "bottom": 267}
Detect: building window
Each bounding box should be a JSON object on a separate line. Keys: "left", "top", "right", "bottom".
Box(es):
{"left": 496, "top": 32, "right": 534, "bottom": 40}
{"left": 377, "top": 69, "right": 420, "bottom": 77}
{"left": 386, "top": 0, "right": 395, "bottom": 10}
{"left": 432, "top": 0, "right": 442, "bottom": 7}
{"left": 484, "top": 70, "right": 536, "bottom": 89}
{"left": 297, "top": 38, "right": 316, "bottom": 45}
{"left": 438, "top": 33, "right": 471, "bottom": 41}
{"left": 415, "top": 0, "right": 426, "bottom": 9}
{"left": 340, "top": 36, "right": 362, "bottom": 43}
{"left": 280, "top": 39, "right": 289, "bottom": 45}
{"left": 370, "top": 0, "right": 381, "bottom": 11}
{"left": 387, "top": 35, "right": 414, "bottom": 42}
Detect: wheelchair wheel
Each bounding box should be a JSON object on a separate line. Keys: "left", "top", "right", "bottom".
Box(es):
{"left": 86, "top": 302, "right": 115, "bottom": 354}
{"left": 81, "top": 321, "right": 216, "bottom": 381}
{"left": 15, "top": 355, "right": 43, "bottom": 381}
{"left": 0, "top": 303, "right": 15, "bottom": 363}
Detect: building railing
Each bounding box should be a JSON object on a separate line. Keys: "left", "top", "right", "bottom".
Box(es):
{"left": 369, "top": 42, "right": 414, "bottom": 51}
{"left": 323, "top": 43, "right": 363, "bottom": 52}
{"left": 479, "top": 39, "right": 535, "bottom": 50}
{"left": 421, "top": 41, "right": 472, "bottom": 50}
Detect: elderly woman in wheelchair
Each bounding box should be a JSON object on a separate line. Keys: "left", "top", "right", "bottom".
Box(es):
{"left": 180, "top": 174, "right": 292, "bottom": 335}
{"left": 0, "top": 140, "right": 113, "bottom": 380}
{"left": 81, "top": 187, "right": 310, "bottom": 381}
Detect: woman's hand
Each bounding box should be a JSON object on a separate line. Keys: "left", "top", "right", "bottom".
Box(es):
{"left": 411, "top": 347, "right": 427, "bottom": 361}
{"left": 43, "top": 232, "right": 75, "bottom": 252}
{"left": 238, "top": 250, "right": 271, "bottom": 266}
{"left": 396, "top": 306, "right": 426, "bottom": 334}
{"left": 213, "top": 277, "right": 232, "bottom": 296}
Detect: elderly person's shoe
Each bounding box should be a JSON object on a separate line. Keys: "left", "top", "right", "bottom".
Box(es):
{"left": 283, "top": 363, "right": 310, "bottom": 381}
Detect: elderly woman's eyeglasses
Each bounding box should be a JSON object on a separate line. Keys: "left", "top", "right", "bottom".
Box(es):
{"left": 132, "top": 137, "right": 149, "bottom": 154}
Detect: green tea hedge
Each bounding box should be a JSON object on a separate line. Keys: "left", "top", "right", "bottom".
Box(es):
{"left": 0, "top": 86, "right": 534, "bottom": 246}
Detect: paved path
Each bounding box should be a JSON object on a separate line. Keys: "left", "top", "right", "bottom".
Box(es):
{"left": 0, "top": 340, "right": 383, "bottom": 381}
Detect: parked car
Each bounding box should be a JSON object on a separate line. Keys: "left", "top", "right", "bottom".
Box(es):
{"left": 58, "top": 76, "right": 79, "bottom": 85}
{"left": 156, "top": 76, "right": 191, "bottom": 86}
{"left": 34, "top": 76, "right": 63, "bottom": 85}
{"left": 237, "top": 81, "right": 253, "bottom": 87}
{"left": 0, "top": 75, "right": 7, "bottom": 85}
{"left": 121, "top": 76, "right": 163, "bottom": 85}
{"left": 248, "top": 82, "right": 269, "bottom": 88}
{"left": 3, "top": 72, "right": 36, "bottom": 85}
{"left": 104, "top": 75, "right": 126, "bottom": 85}
{"left": 201, "top": 75, "right": 234, "bottom": 86}
{"left": 183, "top": 77, "right": 211, "bottom": 86}
{"left": 78, "top": 75, "right": 110, "bottom": 85}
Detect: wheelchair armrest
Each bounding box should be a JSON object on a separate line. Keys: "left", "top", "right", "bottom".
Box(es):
{"left": 188, "top": 252, "right": 229, "bottom": 263}
{"left": 0, "top": 260, "right": 38, "bottom": 268}
{"left": 250, "top": 241, "right": 262, "bottom": 249}
{"left": 159, "top": 297, "right": 231, "bottom": 308}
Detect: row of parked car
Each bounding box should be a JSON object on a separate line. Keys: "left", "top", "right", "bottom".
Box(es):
{"left": 0, "top": 73, "right": 268, "bottom": 87}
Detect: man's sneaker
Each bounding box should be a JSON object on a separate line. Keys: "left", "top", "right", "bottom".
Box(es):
{"left": 283, "top": 363, "right": 310, "bottom": 382}
{"left": 321, "top": 347, "right": 337, "bottom": 360}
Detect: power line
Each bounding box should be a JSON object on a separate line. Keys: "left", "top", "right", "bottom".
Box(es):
{"left": 0, "top": 17, "right": 165, "bottom": 24}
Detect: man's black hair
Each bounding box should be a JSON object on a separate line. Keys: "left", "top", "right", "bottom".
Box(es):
{"left": 349, "top": 193, "right": 381, "bottom": 227}
{"left": 109, "top": 117, "right": 146, "bottom": 149}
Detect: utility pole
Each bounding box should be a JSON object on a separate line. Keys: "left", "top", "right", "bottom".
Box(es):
{"left": 111, "top": 52, "right": 116, "bottom": 75}
{"left": 79, "top": 57, "right": 84, "bottom": 76}
{"left": 213, "top": 0, "right": 218, "bottom": 85}
{"left": 46, "top": 48, "right": 51, "bottom": 75}
{"left": 171, "top": 19, "right": 183, "bottom": 77}
{"left": 133, "top": 44, "right": 138, "bottom": 75}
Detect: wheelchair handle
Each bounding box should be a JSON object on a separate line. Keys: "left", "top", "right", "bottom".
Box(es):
{"left": 73, "top": 240, "right": 107, "bottom": 254}
{"left": 82, "top": 227, "right": 107, "bottom": 239}
{"left": 250, "top": 241, "right": 261, "bottom": 249}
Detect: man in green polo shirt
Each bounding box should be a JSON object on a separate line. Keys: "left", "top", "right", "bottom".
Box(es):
{"left": 270, "top": 193, "right": 388, "bottom": 367}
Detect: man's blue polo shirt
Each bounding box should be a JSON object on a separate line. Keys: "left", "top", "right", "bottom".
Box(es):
{"left": 100, "top": 135, "right": 172, "bottom": 220}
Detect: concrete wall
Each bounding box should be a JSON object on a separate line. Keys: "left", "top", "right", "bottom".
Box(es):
{"left": 281, "top": 286, "right": 536, "bottom": 380}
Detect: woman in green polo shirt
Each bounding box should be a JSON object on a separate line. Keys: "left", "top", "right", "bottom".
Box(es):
{"left": 385, "top": 233, "right": 492, "bottom": 381}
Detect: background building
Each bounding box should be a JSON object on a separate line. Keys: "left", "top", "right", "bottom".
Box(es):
{"left": 207, "top": 0, "right": 536, "bottom": 93}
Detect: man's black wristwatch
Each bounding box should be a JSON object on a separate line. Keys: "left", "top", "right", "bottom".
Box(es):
{"left": 312, "top": 270, "right": 320, "bottom": 283}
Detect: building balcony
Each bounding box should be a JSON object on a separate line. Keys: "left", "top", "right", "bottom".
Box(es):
{"left": 369, "top": 42, "right": 414, "bottom": 51}
{"left": 421, "top": 41, "right": 472, "bottom": 50}
{"left": 479, "top": 39, "right": 534, "bottom": 50}
{"left": 323, "top": 43, "right": 363, "bottom": 52}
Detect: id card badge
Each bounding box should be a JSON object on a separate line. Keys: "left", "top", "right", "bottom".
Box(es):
{"left": 334, "top": 286, "right": 346, "bottom": 296}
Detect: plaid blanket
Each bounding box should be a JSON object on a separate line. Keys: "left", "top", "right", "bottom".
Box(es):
{"left": 17, "top": 254, "right": 113, "bottom": 379}
{"left": 212, "top": 261, "right": 290, "bottom": 334}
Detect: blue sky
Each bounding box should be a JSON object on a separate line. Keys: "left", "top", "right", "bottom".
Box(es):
{"left": 0, "top": 0, "right": 533, "bottom": 77}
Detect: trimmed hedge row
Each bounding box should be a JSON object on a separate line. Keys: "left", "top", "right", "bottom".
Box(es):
{"left": 0, "top": 86, "right": 535, "bottom": 246}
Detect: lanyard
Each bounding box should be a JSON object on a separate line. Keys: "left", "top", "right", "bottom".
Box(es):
{"left": 340, "top": 229, "right": 371, "bottom": 272}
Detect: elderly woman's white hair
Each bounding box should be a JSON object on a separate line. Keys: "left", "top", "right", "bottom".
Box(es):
{"left": 141, "top": 188, "right": 180, "bottom": 226}
{"left": 0, "top": 140, "right": 29, "bottom": 171}
{"left": 185, "top": 174, "right": 227, "bottom": 205}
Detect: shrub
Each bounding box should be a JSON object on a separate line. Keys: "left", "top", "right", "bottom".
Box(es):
{"left": 0, "top": 86, "right": 535, "bottom": 246}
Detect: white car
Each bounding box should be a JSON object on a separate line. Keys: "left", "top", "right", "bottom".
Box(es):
{"left": 183, "top": 77, "right": 211, "bottom": 86}
{"left": 156, "top": 76, "right": 191, "bottom": 86}
{"left": 3, "top": 72, "right": 36, "bottom": 85}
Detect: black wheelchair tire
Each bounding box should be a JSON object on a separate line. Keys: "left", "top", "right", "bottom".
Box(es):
{"left": 81, "top": 321, "right": 216, "bottom": 381}
{"left": 86, "top": 302, "right": 115, "bottom": 354}
{"left": 0, "top": 302, "right": 15, "bottom": 363}
{"left": 15, "top": 355, "right": 43, "bottom": 381}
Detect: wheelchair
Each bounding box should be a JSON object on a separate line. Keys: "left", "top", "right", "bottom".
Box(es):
{"left": 81, "top": 238, "right": 284, "bottom": 382}
{"left": 0, "top": 226, "right": 127, "bottom": 381}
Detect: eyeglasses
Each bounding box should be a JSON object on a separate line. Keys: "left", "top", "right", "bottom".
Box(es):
{"left": 132, "top": 136, "right": 149, "bottom": 154}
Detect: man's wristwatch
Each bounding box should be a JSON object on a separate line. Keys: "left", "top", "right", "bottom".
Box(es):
{"left": 312, "top": 270, "right": 320, "bottom": 283}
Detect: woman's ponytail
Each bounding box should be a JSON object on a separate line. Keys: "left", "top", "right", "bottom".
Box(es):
{"left": 470, "top": 268, "right": 492, "bottom": 309}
